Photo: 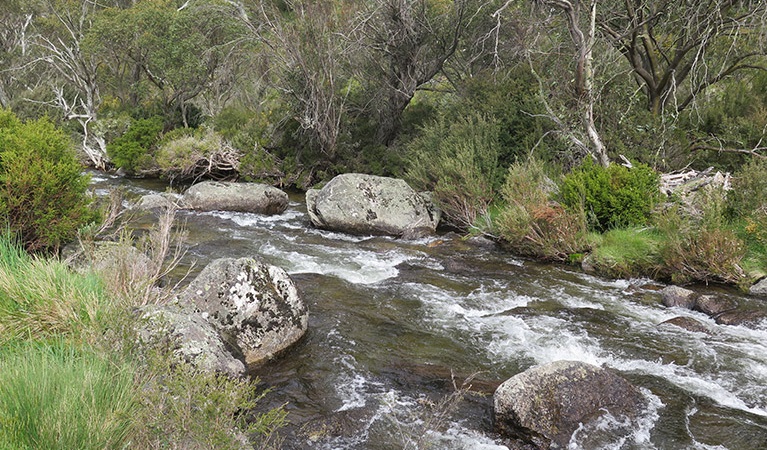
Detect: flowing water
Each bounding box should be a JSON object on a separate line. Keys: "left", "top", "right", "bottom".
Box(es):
{"left": 91, "top": 173, "right": 767, "bottom": 450}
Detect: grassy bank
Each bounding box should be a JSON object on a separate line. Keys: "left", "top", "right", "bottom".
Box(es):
{"left": 0, "top": 234, "right": 285, "bottom": 449}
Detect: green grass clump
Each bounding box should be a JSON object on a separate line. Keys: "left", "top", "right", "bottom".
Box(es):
{"left": 0, "top": 341, "right": 137, "bottom": 450}
{"left": 0, "top": 235, "right": 112, "bottom": 343}
{"left": 587, "top": 228, "right": 665, "bottom": 278}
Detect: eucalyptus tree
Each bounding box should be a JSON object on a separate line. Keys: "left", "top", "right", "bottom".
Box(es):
{"left": 89, "top": 0, "right": 246, "bottom": 127}
{"left": 600, "top": 0, "right": 767, "bottom": 117}
{"left": 0, "top": 0, "right": 39, "bottom": 109}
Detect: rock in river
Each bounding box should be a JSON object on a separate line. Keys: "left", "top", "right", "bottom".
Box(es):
{"left": 493, "top": 360, "right": 646, "bottom": 449}
{"left": 180, "top": 257, "right": 308, "bottom": 366}
{"left": 181, "top": 181, "right": 288, "bottom": 214}
{"left": 305, "top": 173, "right": 440, "bottom": 238}
{"left": 138, "top": 304, "right": 246, "bottom": 378}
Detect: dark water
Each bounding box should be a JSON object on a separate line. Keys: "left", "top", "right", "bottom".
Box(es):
{"left": 91, "top": 173, "right": 767, "bottom": 450}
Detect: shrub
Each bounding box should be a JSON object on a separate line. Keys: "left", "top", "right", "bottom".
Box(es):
{"left": 0, "top": 341, "right": 137, "bottom": 450}
{"left": 495, "top": 158, "right": 589, "bottom": 261}
{"left": 106, "top": 116, "right": 164, "bottom": 173}
{"left": 406, "top": 114, "right": 502, "bottom": 230}
{"left": 560, "top": 159, "right": 662, "bottom": 232}
{"left": 155, "top": 128, "right": 240, "bottom": 182}
{"left": 654, "top": 195, "right": 746, "bottom": 284}
{"left": 131, "top": 357, "right": 287, "bottom": 449}
{"left": 0, "top": 110, "right": 94, "bottom": 252}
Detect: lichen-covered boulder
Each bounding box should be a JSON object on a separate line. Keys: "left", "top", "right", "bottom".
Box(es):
{"left": 180, "top": 258, "right": 308, "bottom": 365}
{"left": 305, "top": 173, "right": 440, "bottom": 238}
{"left": 138, "top": 304, "right": 246, "bottom": 378}
{"left": 181, "top": 181, "right": 288, "bottom": 214}
{"left": 493, "top": 360, "right": 645, "bottom": 449}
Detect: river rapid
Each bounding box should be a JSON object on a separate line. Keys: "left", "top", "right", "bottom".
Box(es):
{"left": 91, "top": 173, "right": 767, "bottom": 450}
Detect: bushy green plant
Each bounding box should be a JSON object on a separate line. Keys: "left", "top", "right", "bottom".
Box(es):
{"left": 107, "top": 116, "right": 164, "bottom": 173}
{"left": 406, "top": 114, "right": 502, "bottom": 230}
{"left": 155, "top": 128, "right": 240, "bottom": 182}
{"left": 132, "top": 356, "right": 286, "bottom": 449}
{"left": 495, "top": 158, "right": 589, "bottom": 260}
{"left": 0, "top": 341, "right": 137, "bottom": 450}
{"left": 560, "top": 159, "right": 662, "bottom": 232}
{"left": 0, "top": 109, "right": 93, "bottom": 252}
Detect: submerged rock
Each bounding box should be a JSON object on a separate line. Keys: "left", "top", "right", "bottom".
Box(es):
{"left": 694, "top": 294, "right": 738, "bottom": 316}
{"left": 133, "top": 193, "right": 180, "bottom": 211}
{"left": 138, "top": 304, "right": 246, "bottom": 378}
{"left": 305, "top": 173, "right": 440, "bottom": 238}
{"left": 181, "top": 181, "right": 288, "bottom": 214}
{"left": 659, "top": 316, "right": 713, "bottom": 334}
{"left": 180, "top": 257, "right": 308, "bottom": 365}
{"left": 493, "top": 360, "right": 645, "bottom": 449}
{"left": 714, "top": 309, "right": 767, "bottom": 327}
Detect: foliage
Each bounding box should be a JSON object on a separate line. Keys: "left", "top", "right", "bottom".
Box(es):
{"left": 654, "top": 188, "right": 746, "bottom": 284}
{"left": 132, "top": 356, "right": 287, "bottom": 450}
{"left": 495, "top": 158, "right": 589, "bottom": 261}
{"left": 560, "top": 159, "right": 662, "bottom": 232}
{"left": 0, "top": 341, "right": 137, "bottom": 450}
{"left": 156, "top": 128, "right": 240, "bottom": 182}
{"left": 406, "top": 114, "right": 501, "bottom": 230}
{"left": 106, "top": 116, "right": 164, "bottom": 173}
{"left": 0, "top": 109, "right": 93, "bottom": 251}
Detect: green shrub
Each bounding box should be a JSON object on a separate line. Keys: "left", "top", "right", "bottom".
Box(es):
{"left": 0, "top": 109, "right": 93, "bottom": 252}
{"left": 0, "top": 341, "right": 137, "bottom": 450}
{"left": 132, "top": 357, "right": 287, "bottom": 449}
{"left": 406, "top": 114, "right": 502, "bottom": 230}
{"left": 495, "top": 158, "right": 589, "bottom": 260}
{"left": 654, "top": 201, "right": 746, "bottom": 284}
{"left": 107, "top": 116, "right": 164, "bottom": 173}
{"left": 155, "top": 128, "right": 240, "bottom": 182}
{"left": 560, "top": 159, "right": 662, "bottom": 232}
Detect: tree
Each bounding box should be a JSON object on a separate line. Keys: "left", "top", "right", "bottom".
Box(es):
{"left": 0, "top": 0, "right": 38, "bottom": 109}
{"left": 600, "top": 0, "right": 767, "bottom": 116}
{"left": 356, "top": 0, "right": 475, "bottom": 144}
{"left": 33, "top": 0, "right": 109, "bottom": 168}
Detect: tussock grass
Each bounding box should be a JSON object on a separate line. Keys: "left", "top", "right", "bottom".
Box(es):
{"left": 0, "top": 341, "right": 136, "bottom": 450}
{"left": 0, "top": 236, "right": 112, "bottom": 343}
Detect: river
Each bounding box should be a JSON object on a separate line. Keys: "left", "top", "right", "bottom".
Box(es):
{"left": 91, "top": 173, "right": 767, "bottom": 450}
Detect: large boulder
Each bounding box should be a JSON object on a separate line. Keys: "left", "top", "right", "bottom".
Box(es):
{"left": 138, "top": 304, "right": 246, "bottom": 378}
{"left": 305, "top": 173, "right": 440, "bottom": 238}
{"left": 181, "top": 181, "right": 288, "bottom": 214}
{"left": 179, "top": 258, "right": 308, "bottom": 366}
{"left": 493, "top": 360, "right": 645, "bottom": 449}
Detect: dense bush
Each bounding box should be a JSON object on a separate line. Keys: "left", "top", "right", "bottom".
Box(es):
{"left": 106, "top": 116, "right": 164, "bottom": 173}
{"left": 406, "top": 114, "right": 501, "bottom": 230}
{"left": 560, "top": 159, "right": 662, "bottom": 232}
{"left": 155, "top": 128, "right": 240, "bottom": 182}
{"left": 0, "top": 110, "right": 93, "bottom": 252}
{"left": 495, "top": 158, "right": 589, "bottom": 261}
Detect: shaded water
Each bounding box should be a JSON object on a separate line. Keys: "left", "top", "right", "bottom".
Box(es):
{"left": 92, "top": 173, "right": 767, "bottom": 449}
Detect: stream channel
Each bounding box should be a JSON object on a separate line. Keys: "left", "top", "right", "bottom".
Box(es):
{"left": 91, "top": 173, "right": 767, "bottom": 450}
